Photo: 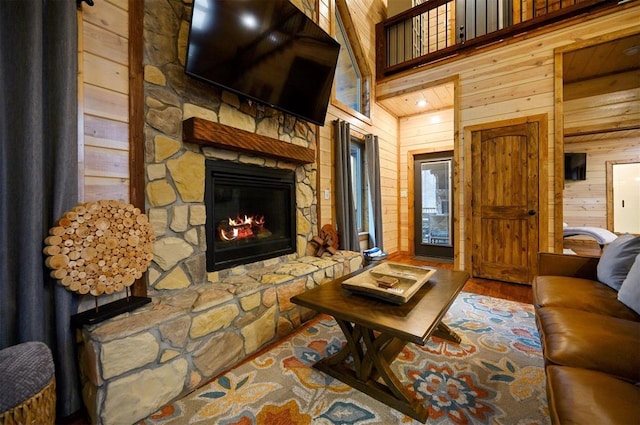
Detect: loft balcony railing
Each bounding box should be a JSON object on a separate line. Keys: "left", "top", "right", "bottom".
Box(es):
{"left": 376, "top": 0, "right": 624, "bottom": 79}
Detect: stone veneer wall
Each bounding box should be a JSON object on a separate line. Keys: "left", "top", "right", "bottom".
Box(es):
{"left": 79, "top": 252, "right": 363, "bottom": 425}
{"left": 143, "top": 0, "right": 321, "bottom": 291}
{"left": 76, "top": 2, "right": 361, "bottom": 424}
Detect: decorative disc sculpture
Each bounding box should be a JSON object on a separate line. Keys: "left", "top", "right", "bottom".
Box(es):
{"left": 44, "top": 200, "right": 155, "bottom": 325}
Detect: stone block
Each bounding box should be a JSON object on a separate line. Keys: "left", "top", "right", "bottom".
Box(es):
{"left": 89, "top": 305, "right": 186, "bottom": 342}
{"left": 154, "top": 135, "right": 181, "bottom": 162}
{"left": 277, "top": 316, "right": 294, "bottom": 338}
{"left": 262, "top": 287, "right": 276, "bottom": 308}
{"left": 277, "top": 278, "right": 306, "bottom": 312}
{"left": 159, "top": 315, "right": 191, "bottom": 348}
{"left": 101, "top": 332, "right": 159, "bottom": 379}
{"left": 155, "top": 266, "right": 190, "bottom": 290}
{"left": 147, "top": 106, "right": 182, "bottom": 136}
{"left": 102, "top": 359, "right": 188, "bottom": 425}
{"left": 160, "top": 350, "right": 180, "bottom": 362}
{"left": 167, "top": 151, "right": 205, "bottom": 202}
{"left": 153, "top": 237, "right": 194, "bottom": 271}
{"left": 144, "top": 65, "right": 166, "bottom": 86}
{"left": 148, "top": 208, "right": 168, "bottom": 237}
{"left": 193, "top": 288, "right": 233, "bottom": 312}
{"left": 190, "top": 304, "right": 239, "bottom": 338}
{"left": 189, "top": 205, "right": 206, "bottom": 225}
{"left": 170, "top": 204, "right": 189, "bottom": 232}
{"left": 146, "top": 180, "right": 177, "bottom": 207}
{"left": 218, "top": 103, "right": 255, "bottom": 133}
{"left": 147, "top": 163, "right": 166, "bottom": 181}
{"left": 183, "top": 103, "right": 217, "bottom": 122}
{"left": 241, "top": 306, "right": 276, "bottom": 354}
{"left": 240, "top": 292, "right": 261, "bottom": 311}
{"left": 193, "top": 332, "right": 243, "bottom": 377}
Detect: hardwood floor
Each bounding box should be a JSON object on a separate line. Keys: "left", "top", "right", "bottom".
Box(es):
{"left": 391, "top": 240, "right": 601, "bottom": 305}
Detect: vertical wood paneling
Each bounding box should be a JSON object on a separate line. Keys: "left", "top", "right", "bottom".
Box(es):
{"left": 378, "top": 4, "right": 639, "bottom": 266}
{"left": 563, "top": 135, "right": 640, "bottom": 228}
{"left": 80, "top": 0, "right": 130, "bottom": 203}
{"left": 318, "top": 0, "right": 399, "bottom": 254}
{"left": 399, "top": 107, "right": 455, "bottom": 254}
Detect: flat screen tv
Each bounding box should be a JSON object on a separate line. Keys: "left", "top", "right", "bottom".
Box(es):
{"left": 185, "top": 0, "right": 340, "bottom": 126}
{"left": 564, "top": 152, "right": 587, "bottom": 180}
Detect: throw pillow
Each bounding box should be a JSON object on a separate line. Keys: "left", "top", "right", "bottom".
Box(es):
{"left": 597, "top": 234, "right": 640, "bottom": 290}
{"left": 618, "top": 254, "right": 640, "bottom": 315}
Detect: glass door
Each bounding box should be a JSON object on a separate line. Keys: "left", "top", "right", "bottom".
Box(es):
{"left": 414, "top": 152, "right": 454, "bottom": 260}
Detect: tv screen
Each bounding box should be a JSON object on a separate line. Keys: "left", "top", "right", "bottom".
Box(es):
{"left": 564, "top": 153, "right": 587, "bottom": 180}
{"left": 185, "top": 0, "right": 340, "bottom": 126}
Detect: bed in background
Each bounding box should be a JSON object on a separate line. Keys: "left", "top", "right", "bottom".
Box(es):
{"left": 562, "top": 223, "right": 618, "bottom": 249}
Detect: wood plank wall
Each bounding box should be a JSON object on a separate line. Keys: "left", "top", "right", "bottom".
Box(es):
{"left": 79, "top": 1, "right": 130, "bottom": 203}
{"left": 564, "top": 132, "right": 640, "bottom": 228}
{"left": 318, "top": 0, "right": 400, "bottom": 254}
{"left": 377, "top": 3, "right": 640, "bottom": 265}
{"left": 398, "top": 108, "right": 455, "bottom": 254}
{"left": 563, "top": 69, "right": 640, "bottom": 229}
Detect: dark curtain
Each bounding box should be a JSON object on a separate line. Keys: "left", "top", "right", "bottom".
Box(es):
{"left": 333, "top": 119, "right": 360, "bottom": 251}
{"left": 365, "top": 134, "right": 384, "bottom": 251}
{"left": 0, "top": 0, "right": 81, "bottom": 417}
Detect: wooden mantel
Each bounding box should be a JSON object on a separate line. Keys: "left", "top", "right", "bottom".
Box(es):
{"left": 182, "top": 117, "right": 315, "bottom": 165}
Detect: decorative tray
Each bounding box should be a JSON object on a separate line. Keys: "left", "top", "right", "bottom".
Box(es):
{"left": 341, "top": 262, "right": 436, "bottom": 304}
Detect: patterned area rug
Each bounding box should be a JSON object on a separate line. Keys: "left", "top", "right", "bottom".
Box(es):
{"left": 140, "top": 293, "right": 549, "bottom": 425}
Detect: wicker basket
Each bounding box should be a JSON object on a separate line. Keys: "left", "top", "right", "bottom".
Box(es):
{"left": 0, "top": 376, "right": 56, "bottom": 425}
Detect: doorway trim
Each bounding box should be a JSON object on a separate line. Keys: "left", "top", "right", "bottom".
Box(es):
{"left": 553, "top": 27, "right": 640, "bottom": 252}
{"left": 403, "top": 75, "right": 461, "bottom": 268}
{"left": 463, "top": 114, "right": 549, "bottom": 278}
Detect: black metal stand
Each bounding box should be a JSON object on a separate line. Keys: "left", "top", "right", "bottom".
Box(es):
{"left": 71, "top": 289, "right": 151, "bottom": 327}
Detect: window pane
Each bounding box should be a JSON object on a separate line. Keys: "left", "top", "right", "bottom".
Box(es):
{"left": 421, "top": 159, "right": 452, "bottom": 246}
{"left": 350, "top": 142, "right": 364, "bottom": 232}
{"left": 335, "top": 13, "right": 361, "bottom": 112}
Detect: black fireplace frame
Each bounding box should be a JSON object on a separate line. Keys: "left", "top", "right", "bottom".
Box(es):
{"left": 204, "top": 160, "right": 297, "bottom": 271}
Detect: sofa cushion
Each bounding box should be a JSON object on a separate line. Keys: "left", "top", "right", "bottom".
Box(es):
{"left": 546, "top": 365, "right": 640, "bottom": 425}
{"left": 618, "top": 254, "right": 640, "bottom": 315}
{"left": 597, "top": 234, "right": 640, "bottom": 290}
{"left": 533, "top": 276, "right": 640, "bottom": 321}
{"left": 536, "top": 307, "right": 640, "bottom": 382}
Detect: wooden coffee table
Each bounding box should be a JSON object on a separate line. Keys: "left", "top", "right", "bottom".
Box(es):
{"left": 291, "top": 265, "right": 469, "bottom": 423}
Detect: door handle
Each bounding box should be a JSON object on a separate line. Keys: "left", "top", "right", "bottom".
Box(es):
{"left": 528, "top": 210, "right": 536, "bottom": 216}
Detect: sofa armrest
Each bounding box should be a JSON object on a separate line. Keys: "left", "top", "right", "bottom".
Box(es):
{"left": 537, "top": 253, "right": 599, "bottom": 280}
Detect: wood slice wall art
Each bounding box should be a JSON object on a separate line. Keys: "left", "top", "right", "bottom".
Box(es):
{"left": 44, "top": 200, "right": 155, "bottom": 296}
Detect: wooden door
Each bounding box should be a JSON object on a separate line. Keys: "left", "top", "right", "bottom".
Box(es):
{"left": 471, "top": 122, "right": 539, "bottom": 284}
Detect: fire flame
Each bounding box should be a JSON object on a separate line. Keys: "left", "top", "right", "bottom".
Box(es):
{"left": 228, "top": 215, "right": 265, "bottom": 227}
{"left": 219, "top": 214, "right": 266, "bottom": 241}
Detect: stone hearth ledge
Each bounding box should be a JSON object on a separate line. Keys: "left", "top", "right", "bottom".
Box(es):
{"left": 78, "top": 251, "right": 363, "bottom": 425}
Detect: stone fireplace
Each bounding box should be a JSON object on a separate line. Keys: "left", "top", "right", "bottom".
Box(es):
{"left": 205, "top": 160, "right": 297, "bottom": 271}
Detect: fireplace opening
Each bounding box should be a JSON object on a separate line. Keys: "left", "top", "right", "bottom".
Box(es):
{"left": 205, "top": 160, "right": 296, "bottom": 271}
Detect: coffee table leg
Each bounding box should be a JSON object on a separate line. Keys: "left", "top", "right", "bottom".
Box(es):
{"left": 313, "top": 320, "right": 429, "bottom": 423}
{"left": 328, "top": 319, "right": 364, "bottom": 371}
{"left": 432, "top": 322, "right": 461, "bottom": 343}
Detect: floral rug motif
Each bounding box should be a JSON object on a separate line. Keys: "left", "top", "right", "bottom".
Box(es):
{"left": 140, "top": 293, "right": 549, "bottom": 425}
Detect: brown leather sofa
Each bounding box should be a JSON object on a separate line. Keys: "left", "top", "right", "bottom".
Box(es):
{"left": 533, "top": 253, "right": 640, "bottom": 425}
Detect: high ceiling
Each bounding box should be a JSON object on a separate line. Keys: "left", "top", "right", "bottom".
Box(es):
{"left": 563, "top": 33, "right": 640, "bottom": 84}
{"left": 377, "top": 82, "right": 454, "bottom": 118}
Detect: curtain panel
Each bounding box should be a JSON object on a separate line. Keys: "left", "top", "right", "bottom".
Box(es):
{"left": 333, "top": 120, "right": 360, "bottom": 251}
{"left": 365, "top": 134, "right": 384, "bottom": 251}
{"left": 0, "top": 0, "right": 81, "bottom": 417}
